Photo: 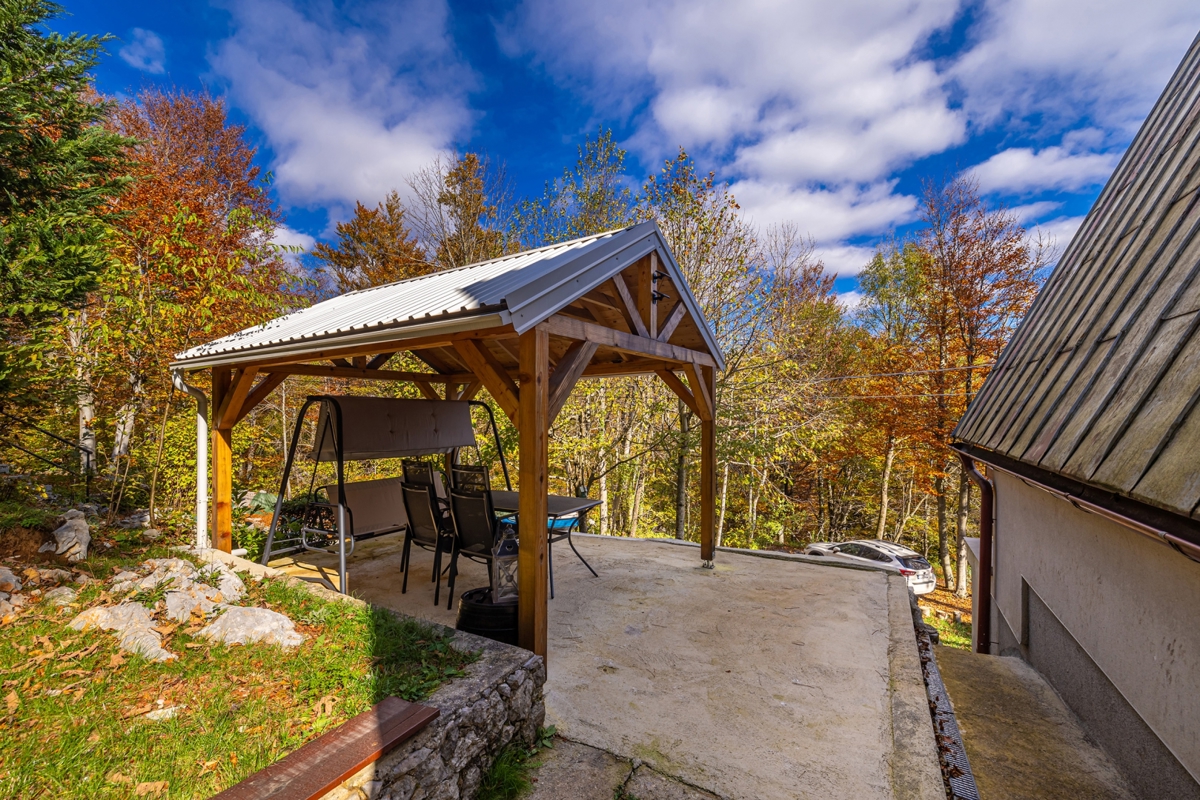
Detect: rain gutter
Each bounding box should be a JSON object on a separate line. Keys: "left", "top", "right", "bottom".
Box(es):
{"left": 171, "top": 369, "right": 208, "bottom": 549}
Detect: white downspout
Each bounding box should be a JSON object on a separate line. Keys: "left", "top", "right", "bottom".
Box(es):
{"left": 171, "top": 369, "right": 209, "bottom": 549}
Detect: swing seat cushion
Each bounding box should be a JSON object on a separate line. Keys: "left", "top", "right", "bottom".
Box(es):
{"left": 321, "top": 477, "right": 409, "bottom": 538}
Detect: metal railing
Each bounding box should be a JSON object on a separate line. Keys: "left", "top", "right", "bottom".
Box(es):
{"left": 0, "top": 408, "right": 94, "bottom": 499}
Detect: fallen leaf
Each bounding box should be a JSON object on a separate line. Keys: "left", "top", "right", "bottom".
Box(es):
{"left": 135, "top": 781, "right": 168, "bottom": 796}
{"left": 87, "top": 731, "right": 101, "bottom": 743}
{"left": 152, "top": 623, "right": 177, "bottom": 636}
{"left": 315, "top": 694, "right": 338, "bottom": 717}
{"left": 58, "top": 643, "right": 100, "bottom": 662}
{"left": 122, "top": 703, "right": 153, "bottom": 719}
{"left": 107, "top": 772, "right": 133, "bottom": 785}
{"left": 109, "top": 653, "right": 126, "bottom": 668}
{"left": 59, "top": 669, "right": 89, "bottom": 677}
{"left": 184, "top": 643, "right": 205, "bottom": 650}
{"left": 34, "top": 635, "right": 53, "bottom": 651}
{"left": 198, "top": 760, "right": 219, "bottom": 774}
{"left": 5, "top": 691, "right": 17, "bottom": 714}
{"left": 229, "top": 752, "right": 238, "bottom": 767}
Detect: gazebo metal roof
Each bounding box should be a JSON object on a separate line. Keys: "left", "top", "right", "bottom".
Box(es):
{"left": 173, "top": 222, "right": 724, "bottom": 372}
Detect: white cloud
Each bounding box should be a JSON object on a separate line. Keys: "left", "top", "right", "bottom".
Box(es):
{"left": 971, "top": 146, "right": 1120, "bottom": 195}
{"left": 951, "top": 0, "right": 1200, "bottom": 133}
{"left": 732, "top": 181, "right": 918, "bottom": 244}
{"left": 1032, "top": 215, "right": 1086, "bottom": 254}
{"left": 271, "top": 224, "right": 316, "bottom": 251}
{"left": 119, "top": 28, "right": 166, "bottom": 74}
{"left": 501, "top": 0, "right": 961, "bottom": 242}
{"left": 815, "top": 244, "right": 880, "bottom": 278}
{"left": 836, "top": 290, "right": 865, "bottom": 309}
{"left": 1007, "top": 201, "right": 1062, "bottom": 223}
{"left": 210, "top": 0, "right": 474, "bottom": 212}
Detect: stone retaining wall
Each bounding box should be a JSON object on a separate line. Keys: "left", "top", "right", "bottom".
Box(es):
{"left": 195, "top": 550, "right": 546, "bottom": 800}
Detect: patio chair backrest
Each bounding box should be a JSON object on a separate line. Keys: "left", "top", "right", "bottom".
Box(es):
{"left": 321, "top": 477, "right": 408, "bottom": 537}
{"left": 403, "top": 459, "right": 448, "bottom": 501}
{"left": 449, "top": 488, "right": 496, "bottom": 557}
{"left": 401, "top": 482, "right": 443, "bottom": 548}
{"left": 451, "top": 464, "right": 489, "bottom": 493}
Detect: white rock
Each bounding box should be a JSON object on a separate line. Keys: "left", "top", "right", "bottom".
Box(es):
{"left": 51, "top": 516, "right": 90, "bottom": 562}
{"left": 38, "top": 568, "right": 73, "bottom": 584}
{"left": 69, "top": 602, "right": 176, "bottom": 662}
{"left": 0, "top": 567, "right": 20, "bottom": 593}
{"left": 163, "top": 585, "right": 222, "bottom": 622}
{"left": 145, "top": 706, "right": 182, "bottom": 721}
{"left": 43, "top": 586, "right": 77, "bottom": 607}
{"left": 198, "top": 606, "right": 304, "bottom": 649}
{"left": 0, "top": 599, "right": 12, "bottom": 618}
{"left": 9, "top": 593, "right": 27, "bottom": 608}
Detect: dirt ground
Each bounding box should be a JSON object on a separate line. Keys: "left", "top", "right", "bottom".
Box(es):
{"left": 919, "top": 585, "right": 972, "bottom": 623}
{"left": 0, "top": 526, "right": 54, "bottom": 562}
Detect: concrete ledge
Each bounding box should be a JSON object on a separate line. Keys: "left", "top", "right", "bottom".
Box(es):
{"left": 570, "top": 532, "right": 895, "bottom": 575}
{"left": 189, "top": 548, "right": 546, "bottom": 800}
{"left": 885, "top": 574, "right": 946, "bottom": 800}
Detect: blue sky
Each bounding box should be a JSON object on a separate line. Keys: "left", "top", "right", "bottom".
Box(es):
{"left": 58, "top": 0, "right": 1200, "bottom": 300}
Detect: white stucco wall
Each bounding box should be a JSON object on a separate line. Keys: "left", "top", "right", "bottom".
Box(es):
{"left": 992, "top": 470, "right": 1200, "bottom": 781}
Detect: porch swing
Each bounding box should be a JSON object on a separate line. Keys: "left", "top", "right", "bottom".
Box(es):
{"left": 259, "top": 395, "right": 511, "bottom": 594}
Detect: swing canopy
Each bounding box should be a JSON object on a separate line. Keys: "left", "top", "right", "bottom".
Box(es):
{"left": 309, "top": 397, "right": 479, "bottom": 461}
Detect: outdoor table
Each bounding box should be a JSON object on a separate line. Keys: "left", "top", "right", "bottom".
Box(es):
{"left": 489, "top": 491, "right": 601, "bottom": 596}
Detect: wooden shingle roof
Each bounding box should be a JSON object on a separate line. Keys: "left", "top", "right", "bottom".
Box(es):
{"left": 954, "top": 32, "right": 1200, "bottom": 521}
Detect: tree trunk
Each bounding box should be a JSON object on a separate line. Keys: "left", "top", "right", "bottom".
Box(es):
{"left": 936, "top": 472, "right": 954, "bottom": 589}
{"left": 716, "top": 461, "right": 729, "bottom": 548}
{"left": 674, "top": 401, "right": 690, "bottom": 540}
{"left": 955, "top": 468, "right": 971, "bottom": 597}
{"left": 876, "top": 435, "right": 896, "bottom": 540}
{"left": 67, "top": 311, "right": 96, "bottom": 474}
{"left": 630, "top": 459, "right": 645, "bottom": 537}
{"left": 147, "top": 390, "right": 174, "bottom": 527}
{"left": 111, "top": 373, "right": 144, "bottom": 463}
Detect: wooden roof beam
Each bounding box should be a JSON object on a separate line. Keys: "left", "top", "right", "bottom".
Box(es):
{"left": 544, "top": 314, "right": 716, "bottom": 367}
{"left": 263, "top": 364, "right": 473, "bottom": 382}
{"left": 548, "top": 340, "right": 599, "bottom": 424}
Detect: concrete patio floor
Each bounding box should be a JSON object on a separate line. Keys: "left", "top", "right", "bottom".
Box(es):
{"left": 271, "top": 533, "right": 943, "bottom": 800}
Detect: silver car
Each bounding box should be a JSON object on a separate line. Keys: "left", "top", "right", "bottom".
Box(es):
{"left": 803, "top": 539, "right": 937, "bottom": 595}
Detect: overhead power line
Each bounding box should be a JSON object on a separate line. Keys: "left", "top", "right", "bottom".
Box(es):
{"left": 818, "top": 391, "right": 971, "bottom": 400}
{"left": 805, "top": 363, "right": 995, "bottom": 386}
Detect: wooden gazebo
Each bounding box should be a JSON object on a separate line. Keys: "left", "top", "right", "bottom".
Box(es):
{"left": 170, "top": 222, "right": 725, "bottom": 657}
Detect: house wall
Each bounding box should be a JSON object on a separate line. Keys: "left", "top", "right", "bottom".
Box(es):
{"left": 991, "top": 470, "right": 1200, "bottom": 799}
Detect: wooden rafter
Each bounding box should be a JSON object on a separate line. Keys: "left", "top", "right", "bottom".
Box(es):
{"left": 657, "top": 300, "right": 686, "bottom": 343}
{"left": 453, "top": 340, "right": 521, "bottom": 424}
{"left": 610, "top": 274, "right": 649, "bottom": 338}
{"left": 365, "top": 352, "right": 395, "bottom": 369}
{"left": 638, "top": 255, "right": 657, "bottom": 338}
{"left": 264, "top": 364, "right": 473, "bottom": 383}
{"left": 414, "top": 381, "right": 441, "bottom": 400}
{"left": 548, "top": 340, "right": 599, "bottom": 423}
{"left": 583, "top": 358, "right": 679, "bottom": 377}
{"left": 544, "top": 314, "right": 716, "bottom": 367}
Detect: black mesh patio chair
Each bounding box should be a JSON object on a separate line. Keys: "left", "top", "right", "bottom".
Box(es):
{"left": 445, "top": 477, "right": 502, "bottom": 610}
{"left": 400, "top": 481, "right": 455, "bottom": 606}
{"left": 400, "top": 459, "right": 451, "bottom": 573}
{"left": 450, "top": 464, "right": 490, "bottom": 493}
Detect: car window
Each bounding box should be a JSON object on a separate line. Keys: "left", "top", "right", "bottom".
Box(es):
{"left": 836, "top": 543, "right": 863, "bottom": 557}
{"left": 899, "top": 556, "right": 931, "bottom": 570}
{"left": 861, "top": 546, "right": 893, "bottom": 563}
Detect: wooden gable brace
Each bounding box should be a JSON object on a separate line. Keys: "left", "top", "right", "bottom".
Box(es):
{"left": 548, "top": 340, "right": 599, "bottom": 424}
{"left": 453, "top": 340, "right": 521, "bottom": 424}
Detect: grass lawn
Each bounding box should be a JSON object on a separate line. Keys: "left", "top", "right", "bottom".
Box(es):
{"left": 0, "top": 520, "right": 475, "bottom": 799}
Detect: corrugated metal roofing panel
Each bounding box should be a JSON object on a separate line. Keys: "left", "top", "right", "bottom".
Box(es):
{"left": 172, "top": 221, "right": 726, "bottom": 371}
{"left": 955, "top": 31, "right": 1200, "bottom": 520}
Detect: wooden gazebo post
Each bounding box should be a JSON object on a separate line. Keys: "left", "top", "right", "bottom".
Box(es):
{"left": 517, "top": 324, "right": 550, "bottom": 655}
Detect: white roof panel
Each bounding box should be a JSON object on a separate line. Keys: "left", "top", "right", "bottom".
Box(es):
{"left": 173, "top": 222, "right": 726, "bottom": 371}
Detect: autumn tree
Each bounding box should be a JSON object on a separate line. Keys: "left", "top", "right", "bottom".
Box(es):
{"left": 74, "top": 88, "right": 298, "bottom": 514}
{"left": 408, "top": 153, "right": 510, "bottom": 268}
{"left": 0, "top": 0, "right": 129, "bottom": 401}
{"left": 918, "top": 175, "right": 1045, "bottom": 593}
{"left": 514, "top": 128, "right": 634, "bottom": 247}
{"left": 312, "top": 190, "right": 430, "bottom": 293}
